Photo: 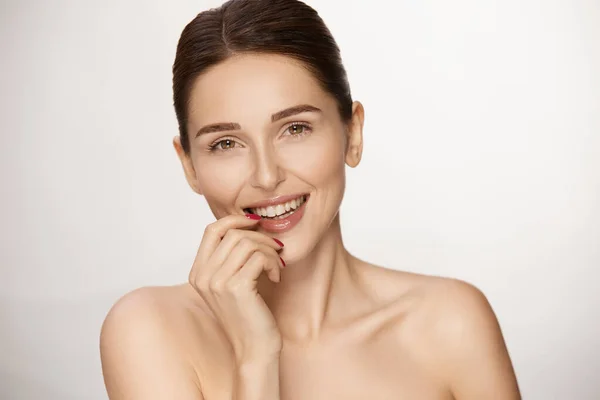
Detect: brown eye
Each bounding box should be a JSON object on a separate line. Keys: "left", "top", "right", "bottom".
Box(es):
{"left": 288, "top": 124, "right": 305, "bottom": 135}
{"left": 219, "top": 139, "right": 235, "bottom": 149}
{"left": 209, "top": 138, "right": 241, "bottom": 152}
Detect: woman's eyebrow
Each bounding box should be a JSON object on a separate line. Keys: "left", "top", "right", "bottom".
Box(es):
{"left": 271, "top": 104, "right": 322, "bottom": 122}
{"left": 196, "top": 122, "right": 241, "bottom": 137}
{"left": 195, "top": 104, "right": 321, "bottom": 138}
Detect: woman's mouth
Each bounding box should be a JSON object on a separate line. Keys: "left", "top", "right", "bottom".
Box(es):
{"left": 243, "top": 194, "right": 309, "bottom": 234}
{"left": 244, "top": 194, "right": 307, "bottom": 220}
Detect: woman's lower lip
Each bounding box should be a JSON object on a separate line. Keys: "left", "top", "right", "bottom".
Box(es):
{"left": 257, "top": 199, "right": 307, "bottom": 233}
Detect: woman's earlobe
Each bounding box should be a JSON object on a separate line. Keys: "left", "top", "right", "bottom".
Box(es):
{"left": 345, "top": 145, "right": 363, "bottom": 168}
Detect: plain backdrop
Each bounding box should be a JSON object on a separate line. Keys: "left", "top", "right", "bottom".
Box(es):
{"left": 1, "top": 0, "right": 599, "bottom": 399}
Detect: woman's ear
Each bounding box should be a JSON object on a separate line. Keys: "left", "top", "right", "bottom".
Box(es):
{"left": 345, "top": 101, "right": 364, "bottom": 168}
{"left": 172, "top": 136, "right": 203, "bottom": 195}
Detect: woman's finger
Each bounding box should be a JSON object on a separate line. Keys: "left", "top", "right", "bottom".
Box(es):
{"left": 189, "top": 214, "right": 261, "bottom": 282}
{"left": 205, "top": 229, "right": 283, "bottom": 276}
{"left": 210, "top": 240, "right": 282, "bottom": 288}
{"left": 230, "top": 249, "right": 282, "bottom": 286}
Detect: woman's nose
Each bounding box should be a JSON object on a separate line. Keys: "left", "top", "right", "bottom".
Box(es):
{"left": 249, "top": 146, "right": 285, "bottom": 191}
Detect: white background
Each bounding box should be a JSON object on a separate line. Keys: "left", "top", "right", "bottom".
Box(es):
{"left": 1, "top": 0, "right": 599, "bottom": 398}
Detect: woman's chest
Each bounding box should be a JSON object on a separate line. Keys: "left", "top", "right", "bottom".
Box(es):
{"left": 197, "top": 340, "right": 450, "bottom": 400}
{"left": 278, "top": 343, "right": 449, "bottom": 400}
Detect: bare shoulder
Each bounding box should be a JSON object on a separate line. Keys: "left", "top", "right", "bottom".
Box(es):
{"left": 403, "top": 273, "right": 500, "bottom": 332}
{"left": 359, "top": 264, "right": 500, "bottom": 333}
{"left": 100, "top": 284, "right": 210, "bottom": 399}
{"left": 364, "top": 265, "right": 521, "bottom": 399}
{"left": 101, "top": 284, "right": 207, "bottom": 347}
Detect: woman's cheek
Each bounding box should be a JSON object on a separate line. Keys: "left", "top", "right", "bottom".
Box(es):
{"left": 196, "top": 156, "right": 248, "bottom": 196}
{"left": 280, "top": 134, "right": 345, "bottom": 176}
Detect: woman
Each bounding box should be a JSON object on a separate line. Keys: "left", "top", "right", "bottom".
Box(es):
{"left": 100, "top": 0, "right": 521, "bottom": 399}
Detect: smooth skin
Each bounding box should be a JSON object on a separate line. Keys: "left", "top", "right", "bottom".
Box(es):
{"left": 100, "top": 53, "right": 521, "bottom": 400}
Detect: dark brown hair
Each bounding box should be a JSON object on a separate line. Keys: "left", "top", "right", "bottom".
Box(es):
{"left": 172, "top": 0, "right": 353, "bottom": 155}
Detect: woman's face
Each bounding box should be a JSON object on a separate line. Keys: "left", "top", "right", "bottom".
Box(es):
{"left": 174, "top": 53, "right": 363, "bottom": 262}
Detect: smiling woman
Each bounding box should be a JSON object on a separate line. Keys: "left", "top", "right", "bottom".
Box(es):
{"left": 99, "top": 1, "right": 521, "bottom": 399}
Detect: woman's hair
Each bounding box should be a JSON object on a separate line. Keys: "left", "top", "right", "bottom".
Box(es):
{"left": 172, "top": 0, "right": 353, "bottom": 155}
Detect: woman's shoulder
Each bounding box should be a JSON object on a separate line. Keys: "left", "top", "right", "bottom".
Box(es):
{"left": 100, "top": 284, "right": 214, "bottom": 348}
{"left": 370, "top": 265, "right": 499, "bottom": 338}
{"left": 99, "top": 284, "right": 216, "bottom": 397}
{"left": 363, "top": 265, "right": 513, "bottom": 388}
{"left": 395, "top": 271, "right": 500, "bottom": 343}
{"left": 102, "top": 284, "right": 203, "bottom": 327}
{"left": 359, "top": 262, "right": 491, "bottom": 310}
{"left": 360, "top": 263, "right": 492, "bottom": 316}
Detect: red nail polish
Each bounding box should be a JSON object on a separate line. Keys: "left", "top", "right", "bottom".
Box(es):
{"left": 245, "top": 213, "right": 261, "bottom": 220}
{"left": 280, "top": 257, "right": 286, "bottom": 267}
{"left": 273, "top": 238, "right": 284, "bottom": 247}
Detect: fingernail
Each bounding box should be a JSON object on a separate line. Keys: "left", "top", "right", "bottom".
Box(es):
{"left": 273, "top": 238, "right": 284, "bottom": 247}
{"left": 280, "top": 257, "right": 286, "bottom": 268}
{"left": 245, "top": 213, "right": 261, "bottom": 220}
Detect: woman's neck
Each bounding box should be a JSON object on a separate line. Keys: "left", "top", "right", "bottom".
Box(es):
{"left": 259, "top": 214, "right": 362, "bottom": 342}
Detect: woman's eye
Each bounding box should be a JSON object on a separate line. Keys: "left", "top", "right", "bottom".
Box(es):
{"left": 219, "top": 139, "right": 235, "bottom": 149}
{"left": 286, "top": 123, "right": 311, "bottom": 136}
{"left": 210, "top": 139, "right": 237, "bottom": 151}
{"left": 288, "top": 124, "right": 304, "bottom": 135}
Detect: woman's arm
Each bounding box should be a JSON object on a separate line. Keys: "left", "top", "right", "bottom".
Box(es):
{"left": 432, "top": 280, "right": 521, "bottom": 399}
{"left": 235, "top": 358, "right": 281, "bottom": 400}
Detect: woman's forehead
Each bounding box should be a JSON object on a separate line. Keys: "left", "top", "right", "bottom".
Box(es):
{"left": 187, "top": 54, "right": 334, "bottom": 125}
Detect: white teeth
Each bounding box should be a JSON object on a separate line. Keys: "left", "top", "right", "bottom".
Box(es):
{"left": 249, "top": 195, "right": 306, "bottom": 218}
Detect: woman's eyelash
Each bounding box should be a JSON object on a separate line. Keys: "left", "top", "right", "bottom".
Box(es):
{"left": 208, "top": 137, "right": 238, "bottom": 152}
{"left": 284, "top": 121, "right": 312, "bottom": 136}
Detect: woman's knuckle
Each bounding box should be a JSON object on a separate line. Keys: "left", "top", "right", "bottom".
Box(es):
{"left": 230, "top": 281, "right": 250, "bottom": 297}
{"left": 225, "top": 279, "right": 241, "bottom": 293}
{"left": 254, "top": 251, "right": 268, "bottom": 264}
{"left": 209, "top": 280, "right": 224, "bottom": 293}
{"left": 261, "top": 245, "right": 277, "bottom": 257}
{"left": 225, "top": 229, "right": 242, "bottom": 241}
{"left": 239, "top": 237, "right": 256, "bottom": 250}
{"left": 194, "top": 276, "right": 210, "bottom": 292}
{"left": 205, "top": 223, "right": 220, "bottom": 237}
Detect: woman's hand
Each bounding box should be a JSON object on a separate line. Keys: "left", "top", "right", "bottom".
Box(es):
{"left": 189, "top": 214, "right": 285, "bottom": 365}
